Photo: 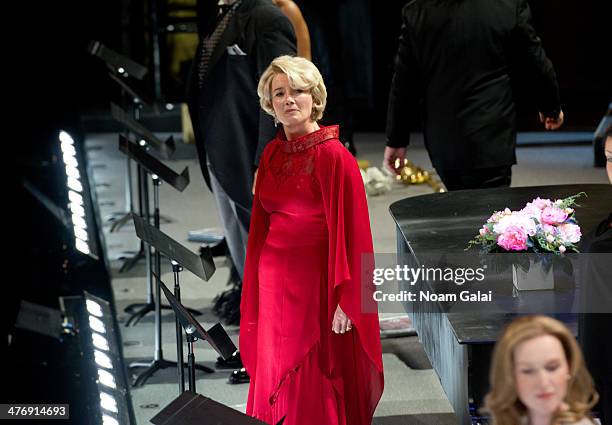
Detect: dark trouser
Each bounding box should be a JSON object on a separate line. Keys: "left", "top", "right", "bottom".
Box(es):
{"left": 435, "top": 166, "right": 512, "bottom": 191}
{"left": 207, "top": 165, "right": 250, "bottom": 280}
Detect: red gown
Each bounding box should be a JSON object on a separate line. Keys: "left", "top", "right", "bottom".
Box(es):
{"left": 240, "top": 125, "right": 384, "bottom": 425}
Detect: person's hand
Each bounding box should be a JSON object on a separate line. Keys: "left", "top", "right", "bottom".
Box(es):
{"left": 383, "top": 146, "right": 407, "bottom": 175}
{"left": 252, "top": 168, "right": 258, "bottom": 195}
{"left": 332, "top": 304, "right": 352, "bottom": 334}
{"left": 539, "top": 110, "right": 564, "bottom": 130}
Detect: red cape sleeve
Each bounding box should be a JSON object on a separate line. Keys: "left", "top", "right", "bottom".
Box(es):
{"left": 239, "top": 143, "right": 273, "bottom": 379}
{"left": 316, "top": 140, "right": 384, "bottom": 423}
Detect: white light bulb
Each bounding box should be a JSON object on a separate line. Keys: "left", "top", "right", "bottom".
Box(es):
{"left": 100, "top": 392, "right": 118, "bottom": 413}
{"left": 89, "top": 316, "right": 105, "bottom": 334}
{"left": 94, "top": 350, "right": 113, "bottom": 370}
{"left": 91, "top": 332, "right": 109, "bottom": 351}
{"left": 102, "top": 414, "right": 119, "bottom": 425}
{"left": 98, "top": 369, "right": 116, "bottom": 389}
{"left": 59, "top": 131, "right": 75, "bottom": 145}
{"left": 86, "top": 300, "right": 103, "bottom": 317}
{"left": 75, "top": 239, "right": 91, "bottom": 255}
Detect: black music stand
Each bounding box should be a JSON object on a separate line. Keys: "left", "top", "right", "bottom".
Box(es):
{"left": 157, "top": 276, "right": 236, "bottom": 393}
{"left": 88, "top": 40, "right": 148, "bottom": 79}
{"left": 88, "top": 42, "right": 148, "bottom": 231}
{"left": 109, "top": 101, "right": 175, "bottom": 237}
{"left": 151, "top": 391, "right": 282, "bottom": 425}
{"left": 110, "top": 103, "right": 175, "bottom": 159}
{"left": 119, "top": 135, "right": 189, "bottom": 191}
{"left": 118, "top": 135, "right": 195, "bottom": 326}
{"left": 130, "top": 213, "right": 215, "bottom": 388}
{"left": 105, "top": 72, "right": 160, "bottom": 234}
{"left": 110, "top": 101, "right": 175, "bottom": 235}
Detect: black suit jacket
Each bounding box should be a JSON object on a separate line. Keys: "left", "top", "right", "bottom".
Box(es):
{"left": 578, "top": 213, "right": 612, "bottom": 381}
{"left": 386, "top": 0, "right": 560, "bottom": 170}
{"left": 187, "top": 0, "right": 296, "bottom": 210}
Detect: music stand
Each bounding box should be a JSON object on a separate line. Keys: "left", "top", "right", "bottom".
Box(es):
{"left": 150, "top": 391, "right": 274, "bottom": 425}
{"left": 110, "top": 103, "right": 175, "bottom": 160}
{"left": 109, "top": 101, "right": 174, "bottom": 273}
{"left": 157, "top": 275, "right": 236, "bottom": 392}
{"left": 130, "top": 213, "right": 215, "bottom": 388}
{"left": 119, "top": 135, "right": 189, "bottom": 191}
{"left": 108, "top": 72, "right": 162, "bottom": 115}
{"left": 118, "top": 135, "right": 194, "bottom": 326}
{"left": 88, "top": 42, "right": 148, "bottom": 232}
{"left": 88, "top": 40, "right": 148, "bottom": 80}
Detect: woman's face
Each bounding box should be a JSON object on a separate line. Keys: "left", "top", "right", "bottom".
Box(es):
{"left": 605, "top": 136, "right": 612, "bottom": 184}
{"left": 513, "top": 334, "right": 569, "bottom": 420}
{"left": 271, "top": 73, "right": 314, "bottom": 129}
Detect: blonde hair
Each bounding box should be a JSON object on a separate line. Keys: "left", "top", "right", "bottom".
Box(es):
{"left": 484, "top": 316, "right": 597, "bottom": 425}
{"left": 257, "top": 55, "right": 326, "bottom": 122}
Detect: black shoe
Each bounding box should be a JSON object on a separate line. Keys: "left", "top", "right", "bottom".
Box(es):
{"left": 215, "top": 351, "right": 242, "bottom": 369}
{"left": 228, "top": 367, "right": 250, "bottom": 384}
{"left": 200, "top": 239, "right": 228, "bottom": 258}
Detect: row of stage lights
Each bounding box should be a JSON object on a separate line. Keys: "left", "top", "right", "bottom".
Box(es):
{"left": 59, "top": 130, "right": 92, "bottom": 256}
{"left": 84, "top": 293, "right": 132, "bottom": 425}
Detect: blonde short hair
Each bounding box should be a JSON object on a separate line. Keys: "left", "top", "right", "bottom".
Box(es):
{"left": 484, "top": 316, "right": 598, "bottom": 425}
{"left": 257, "top": 55, "right": 327, "bottom": 122}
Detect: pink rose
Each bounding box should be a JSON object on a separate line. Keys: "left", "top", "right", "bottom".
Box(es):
{"left": 558, "top": 223, "right": 581, "bottom": 244}
{"left": 497, "top": 225, "right": 528, "bottom": 251}
{"left": 541, "top": 206, "right": 568, "bottom": 225}
{"left": 559, "top": 245, "right": 566, "bottom": 253}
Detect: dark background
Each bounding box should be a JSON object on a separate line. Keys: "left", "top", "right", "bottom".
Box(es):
{"left": 14, "top": 0, "right": 612, "bottom": 149}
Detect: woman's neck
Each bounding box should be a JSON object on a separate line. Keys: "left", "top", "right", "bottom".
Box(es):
{"left": 529, "top": 412, "right": 553, "bottom": 425}
{"left": 283, "top": 121, "right": 320, "bottom": 141}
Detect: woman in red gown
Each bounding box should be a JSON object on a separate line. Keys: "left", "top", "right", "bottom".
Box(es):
{"left": 240, "top": 55, "right": 384, "bottom": 425}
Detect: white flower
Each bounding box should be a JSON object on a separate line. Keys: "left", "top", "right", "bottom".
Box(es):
{"left": 557, "top": 223, "right": 581, "bottom": 244}
{"left": 546, "top": 234, "right": 555, "bottom": 243}
{"left": 559, "top": 245, "right": 566, "bottom": 253}
{"left": 493, "top": 212, "right": 537, "bottom": 237}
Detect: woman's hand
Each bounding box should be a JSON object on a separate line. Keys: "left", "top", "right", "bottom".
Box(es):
{"left": 332, "top": 304, "right": 352, "bottom": 334}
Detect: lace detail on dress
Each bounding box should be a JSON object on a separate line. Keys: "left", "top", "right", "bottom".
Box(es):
{"left": 279, "top": 125, "right": 339, "bottom": 153}
{"left": 268, "top": 150, "right": 316, "bottom": 187}
{"left": 267, "top": 125, "right": 339, "bottom": 187}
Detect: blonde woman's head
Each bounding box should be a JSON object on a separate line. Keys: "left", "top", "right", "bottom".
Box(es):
{"left": 257, "top": 55, "right": 326, "bottom": 123}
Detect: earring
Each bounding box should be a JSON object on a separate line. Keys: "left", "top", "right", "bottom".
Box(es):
{"left": 274, "top": 116, "right": 279, "bottom": 127}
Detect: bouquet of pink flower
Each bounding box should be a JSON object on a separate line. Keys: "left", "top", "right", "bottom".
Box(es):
{"left": 467, "top": 192, "right": 585, "bottom": 254}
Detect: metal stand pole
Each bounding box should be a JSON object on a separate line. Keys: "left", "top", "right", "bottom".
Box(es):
{"left": 172, "top": 260, "right": 185, "bottom": 394}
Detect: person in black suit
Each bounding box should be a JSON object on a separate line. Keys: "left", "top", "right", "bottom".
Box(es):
{"left": 384, "top": 0, "right": 564, "bottom": 191}
{"left": 578, "top": 125, "right": 612, "bottom": 424}
{"left": 186, "top": 0, "right": 296, "bottom": 283}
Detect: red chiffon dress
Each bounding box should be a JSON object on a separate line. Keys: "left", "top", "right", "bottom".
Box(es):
{"left": 240, "top": 125, "right": 384, "bottom": 425}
